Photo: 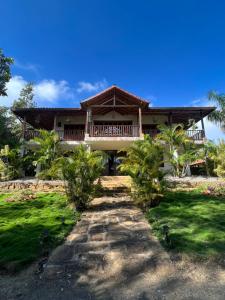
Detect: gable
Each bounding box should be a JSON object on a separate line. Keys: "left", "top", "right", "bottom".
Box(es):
{"left": 81, "top": 85, "right": 149, "bottom": 108}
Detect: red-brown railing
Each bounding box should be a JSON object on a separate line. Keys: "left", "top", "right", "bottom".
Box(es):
{"left": 90, "top": 125, "right": 140, "bottom": 137}
{"left": 24, "top": 128, "right": 205, "bottom": 141}
{"left": 57, "top": 129, "right": 85, "bottom": 141}
{"left": 24, "top": 129, "right": 85, "bottom": 141}
{"left": 186, "top": 130, "right": 205, "bottom": 140}
{"left": 24, "top": 130, "right": 41, "bottom": 140}
{"left": 143, "top": 129, "right": 205, "bottom": 141}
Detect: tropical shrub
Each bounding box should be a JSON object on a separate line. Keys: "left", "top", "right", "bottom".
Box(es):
{"left": 31, "top": 130, "right": 60, "bottom": 179}
{"left": 157, "top": 124, "right": 197, "bottom": 177}
{"left": 213, "top": 140, "right": 225, "bottom": 177}
{"left": 119, "top": 135, "right": 166, "bottom": 209}
{"left": 0, "top": 145, "right": 22, "bottom": 180}
{"left": 197, "top": 140, "right": 217, "bottom": 176}
{"left": 53, "top": 145, "right": 105, "bottom": 211}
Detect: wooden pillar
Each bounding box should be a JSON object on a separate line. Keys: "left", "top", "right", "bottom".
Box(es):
{"left": 200, "top": 110, "right": 205, "bottom": 137}
{"left": 22, "top": 116, "right": 27, "bottom": 139}
{"left": 85, "top": 109, "right": 89, "bottom": 134}
{"left": 168, "top": 112, "right": 172, "bottom": 127}
{"left": 139, "top": 107, "right": 142, "bottom": 136}
{"left": 53, "top": 115, "right": 57, "bottom": 131}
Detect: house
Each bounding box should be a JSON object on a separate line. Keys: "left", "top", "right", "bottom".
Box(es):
{"left": 12, "top": 85, "right": 215, "bottom": 175}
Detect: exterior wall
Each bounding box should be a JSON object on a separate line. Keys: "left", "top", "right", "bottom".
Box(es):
{"left": 93, "top": 111, "right": 138, "bottom": 124}
{"left": 54, "top": 115, "right": 86, "bottom": 131}
{"left": 55, "top": 113, "right": 169, "bottom": 129}
{"left": 142, "top": 114, "right": 168, "bottom": 125}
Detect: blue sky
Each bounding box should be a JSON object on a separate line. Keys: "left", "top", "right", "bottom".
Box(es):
{"left": 0, "top": 0, "right": 225, "bottom": 140}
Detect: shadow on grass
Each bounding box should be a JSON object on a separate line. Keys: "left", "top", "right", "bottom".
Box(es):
{"left": 0, "top": 193, "right": 78, "bottom": 272}
{"left": 147, "top": 191, "right": 225, "bottom": 258}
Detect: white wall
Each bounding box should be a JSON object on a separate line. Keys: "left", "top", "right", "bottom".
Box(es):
{"left": 55, "top": 112, "right": 168, "bottom": 130}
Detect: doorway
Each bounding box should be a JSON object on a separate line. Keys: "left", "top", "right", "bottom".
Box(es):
{"left": 104, "top": 151, "right": 126, "bottom": 175}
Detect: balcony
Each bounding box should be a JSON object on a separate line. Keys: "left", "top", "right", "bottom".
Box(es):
{"left": 89, "top": 125, "right": 140, "bottom": 137}
{"left": 24, "top": 129, "right": 85, "bottom": 141}
{"left": 24, "top": 128, "right": 205, "bottom": 142}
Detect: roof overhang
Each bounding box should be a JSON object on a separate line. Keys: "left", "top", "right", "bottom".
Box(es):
{"left": 143, "top": 107, "right": 216, "bottom": 127}
{"left": 12, "top": 108, "right": 85, "bottom": 130}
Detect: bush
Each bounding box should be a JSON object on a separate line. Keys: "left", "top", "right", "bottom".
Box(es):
{"left": 119, "top": 135, "right": 166, "bottom": 209}
{"left": 0, "top": 145, "right": 21, "bottom": 181}
{"left": 214, "top": 140, "right": 225, "bottom": 177}
{"left": 54, "top": 145, "right": 105, "bottom": 211}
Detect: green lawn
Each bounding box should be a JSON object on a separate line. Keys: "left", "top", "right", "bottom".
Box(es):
{"left": 147, "top": 190, "right": 225, "bottom": 258}
{"left": 0, "top": 192, "right": 79, "bottom": 272}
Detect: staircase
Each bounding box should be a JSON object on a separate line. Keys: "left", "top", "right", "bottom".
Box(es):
{"left": 98, "top": 176, "right": 132, "bottom": 194}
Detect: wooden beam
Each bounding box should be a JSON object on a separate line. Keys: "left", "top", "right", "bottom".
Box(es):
{"left": 90, "top": 105, "right": 139, "bottom": 108}
{"left": 139, "top": 107, "right": 142, "bottom": 136}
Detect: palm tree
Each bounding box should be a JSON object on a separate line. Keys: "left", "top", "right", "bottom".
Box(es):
{"left": 157, "top": 124, "right": 196, "bottom": 177}
{"left": 54, "top": 145, "right": 105, "bottom": 211}
{"left": 208, "top": 91, "right": 225, "bottom": 131}
{"left": 31, "top": 130, "right": 60, "bottom": 179}
{"left": 119, "top": 135, "right": 165, "bottom": 208}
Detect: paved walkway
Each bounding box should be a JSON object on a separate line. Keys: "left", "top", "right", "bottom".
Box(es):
{"left": 32, "top": 196, "right": 175, "bottom": 299}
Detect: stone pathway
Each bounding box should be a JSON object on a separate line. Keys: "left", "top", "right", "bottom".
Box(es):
{"left": 31, "top": 195, "right": 175, "bottom": 299}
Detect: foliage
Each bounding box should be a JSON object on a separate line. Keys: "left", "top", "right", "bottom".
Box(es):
{"left": 202, "top": 183, "right": 225, "bottom": 197}
{"left": 197, "top": 140, "right": 217, "bottom": 176}
{"left": 0, "top": 145, "right": 22, "bottom": 181}
{"left": 4, "top": 189, "right": 36, "bottom": 202}
{"left": 213, "top": 140, "right": 225, "bottom": 177}
{"left": 0, "top": 49, "right": 13, "bottom": 96}
{"left": 0, "top": 192, "right": 79, "bottom": 272}
{"left": 54, "top": 145, "right": 105, "bottom": 211}
{"left": 208, "top": 90, "right": 225, "bottom": 131}
{"left": 147, "top": 190, "right": 225, "bottom": 258}
{"left": 31, "top": 130, "right": 60, "bottom": 179}
{"left": 119, "top": 135, "right": 165, "bottom": 209}
{"left": 157, "top": 124, "right": 197, "bottom": 177}
{"left": 0, "top": 107, "right": 19, "bottom": 147}
{"left": 12, "top": 83, "right": 36, "bottom": 109}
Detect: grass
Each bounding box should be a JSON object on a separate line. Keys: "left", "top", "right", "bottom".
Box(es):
{"left": 0, "top": 192, "right": 80, "bottom": 272}
{"left": 147, "top": 189, "right": 225, "bottom": 259}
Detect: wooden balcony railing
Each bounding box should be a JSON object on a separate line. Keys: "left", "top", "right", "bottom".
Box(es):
{"left": 89, "top": 125, "right": 140, "bottom": 137}
{"left": 143, "top": 129, "right": 205, "bottom": 141}
{"left": 56, "top": 129, "right": 85, "bottom": 141}
{"left": 24, "top": 128, "right": 205, "bottom": 141}
{"left": 186, "top": 129, "right": 205, "bottom": 140}
{"left": 24, "top": 130, "right": 41, "bottom": 140}
{"left": 24, "top": 129, "right": 85, "bottom": 141}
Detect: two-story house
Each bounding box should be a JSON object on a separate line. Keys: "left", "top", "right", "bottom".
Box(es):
{"left": 13, "top": 85, "right": 215, "bottom": 175}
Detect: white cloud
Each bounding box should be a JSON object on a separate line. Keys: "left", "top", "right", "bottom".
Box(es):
{"left": 0, "top": 75, "right": 27, "bottom": 106}
{"left": 34, "top": 80, "right": 74, "bottom": 103}
{"left": 76, "top": 79, "right": 108, "bottom": 93}
{"left": 0, "top": 76, "right": 75, "bottom": 107}
{"left": 14, "top": 60, "right": 40, "bottom": 75}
